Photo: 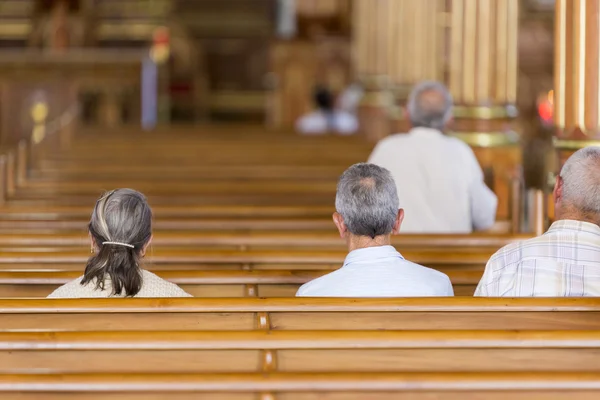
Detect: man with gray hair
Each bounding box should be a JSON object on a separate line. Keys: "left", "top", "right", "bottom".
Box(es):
{"left": 476, "top": 147, "right": 600, "bottom": 296}
{"left": 368, "top": 81, "right": 497, "bottom": 233}
{"left": 296, "top": 163, "right": 453, "bottom": 297}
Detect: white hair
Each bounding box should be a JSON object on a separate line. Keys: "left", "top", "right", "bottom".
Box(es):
{"left": 406, "top": 81, "right": 453, "bottom": 131}
{"left": 559, "top": 147, "right": 600, "bottom": 215}
{"left": 335, "top": 163, "right": 399, "bottom": 238}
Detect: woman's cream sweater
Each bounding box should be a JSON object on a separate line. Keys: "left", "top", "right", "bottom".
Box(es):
{"left": 47, "top": 269, "right": 192, "bottom": 298}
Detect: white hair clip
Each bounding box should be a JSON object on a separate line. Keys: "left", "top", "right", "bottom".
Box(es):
{"left": 102, "top": 241, "right": 135, "bottom": 249}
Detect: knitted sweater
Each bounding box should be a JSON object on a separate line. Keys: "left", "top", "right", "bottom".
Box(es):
{"left": 47, "top": 269, "right": 192, "bottom": 298}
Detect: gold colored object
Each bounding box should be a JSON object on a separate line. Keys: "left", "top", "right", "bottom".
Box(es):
{"left": 449, "top": 131, "right": 520, "bottom": 147}
{"left": 553, "top": 138, "right": 600, "bottom": 150}
{"left": 555, "top": 0, "right": 567, "bottom": 127}
{"left": 30, "top": 102, "right": 49, "bottom": 123}
{"left": 574, "top": 0, "right": 587, "bottom": 133}
{"left": 149, "top": 46, "right": 170, "bottom": 64}
{"left": 359, "top": 75, "right": 391, "bottom": 90}
{"left": 359, "top": 90, "right": 394, "bottom": 108}
{"left": 453, "top": 105, "right": 517, "bottom": 119}
{"left": 0, "top": 23, "right": 31, "bottom": 38}
{"left": 31, "top": 125, "right": 46, "bottom": 145}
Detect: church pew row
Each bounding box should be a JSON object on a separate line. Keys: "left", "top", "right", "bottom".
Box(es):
{"left": 0, "top": 269, "right": 483, "bottom": 297}
{"left": 3, "top": 330, "right": 600, "bottom": 374}
{"left": 0, "top": 231, "right": 528, "bottom": 249}
{"left": 29, "top": 165, "right": 347, "bottom": 181}
{"left": 0, "top": 218, "right": 337, "bottom": 232}
{"left": 1, "top": 298, "right": 599, "bottom": 331}
{"left": 0, "top": 205, "right": 334, "bottom": 220}
{"left": 0, "top": 249, "right": 494, "bottom": 272}
{"left": 3, "top": 372, "right": 600, "bottom": 399}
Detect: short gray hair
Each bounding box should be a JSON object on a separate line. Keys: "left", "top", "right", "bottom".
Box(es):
{"left": 407, "top": 81, "right": 453, "bottom": 131}
{"left": 335, "top": 163, "right": 399, "bottom": 238}
{"left": 560, "top": 147, "right": 600, "bottom": 215}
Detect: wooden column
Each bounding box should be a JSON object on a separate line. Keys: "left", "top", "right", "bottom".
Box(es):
{"left": 388, "top": 0, "right": 445, "bottom": 132}
{"left": 353, "top": 0, "right": 393, "bottom": 142}
{"left": 553, "top": 0, "right": 600, "bottom": 163}
{"left": 448, "top": 0, "right": 520, "bottom": 224}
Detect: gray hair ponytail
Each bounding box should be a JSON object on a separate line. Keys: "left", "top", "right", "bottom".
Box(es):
{"left": 81, "top": 189, "right": 153, "bottom": 296}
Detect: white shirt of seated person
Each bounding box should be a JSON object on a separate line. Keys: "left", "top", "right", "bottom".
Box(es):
{"left": 368, "top": 82, "right": 497, "bottom": 233}
{"left": 296, "top": 163, "right": 453, "bottom": 298}
{"left": 296, "top": 110, "right": 358, "bottom": 135}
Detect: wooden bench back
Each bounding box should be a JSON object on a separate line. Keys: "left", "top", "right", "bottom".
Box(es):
{"left": 3, "top": 330, "right": 600, "bottom": 375}
{"left": 3, "top": 371, "right": 600, "bottom": 399}
{"left": 1, "top": 298, "right": 599, "bottom": 331}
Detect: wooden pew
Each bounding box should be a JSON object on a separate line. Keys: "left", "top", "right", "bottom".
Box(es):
{"left": 1, "top": 298, "right": 599, "bottom": 331}
{"left": 0, "top": 269, "right": 483, "bottom": 297}
{"left": 0, "top": 249, "right": 494, "bottom": 273}
{"left": 0, "top": 230, "right": 528, "bottom": 248}
{"left": 3, "top": 330, "right": 600, "bottom": 374}
{"left": 3, "top": 371, "right": 600, "bottom": 399}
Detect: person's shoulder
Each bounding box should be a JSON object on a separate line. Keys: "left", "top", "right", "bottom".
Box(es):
{"left": 296, "top": 270, "right": 341, "bottom": 297}
{"left": 404, "top": 259, "right": 452, "bottom": 282}
{"left": 444, "top": 134, "right": 475, "bottom": 154}
{"left": 378, "top": 133, "right": 410, "bottom": 145}
{"left": 486, "top": 236, "right": 543, "bottom": 267}
{"left": 140, "top": 270, "right": 192, "bottom": 297}
{"left": 47, "top": 276, "right": 85, "bottom": 298}
{"left": 334, "top": 111, "right": 358, "bottom": 134}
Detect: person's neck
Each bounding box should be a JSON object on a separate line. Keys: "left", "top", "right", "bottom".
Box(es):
{"left": 556, "top": 206, "right": 600, "bottom": 227}
{"left": 347, "top": 234, "right": 391, "bottom": 252}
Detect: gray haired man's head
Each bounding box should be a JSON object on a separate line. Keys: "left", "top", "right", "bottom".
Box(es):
{"left": 557, "top": 147, "right": 600, "bottom": 220}
{"left": 407, "top": 81, "right": 453, "bottom": 131}
{"left": 335, "top": 163, "right": 400, "bottom": 238}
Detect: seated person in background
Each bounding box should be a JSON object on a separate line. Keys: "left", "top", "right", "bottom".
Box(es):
{"left": 368, "top": 81, "right": 497, "bottom": 233}
{"left": 296, "top": 85, "right": 358, "bottom": 135}
{"left": 336, "top": 82, "right": 364, "bottom": 114}
{"left": 296, "top": 163, "right": 453, "bottom": 297}
{"left": 48, "top": 189, "right": 191, "bottom": 298}
{"left": 475, "top": 147, "right": 600, "bottom": 297}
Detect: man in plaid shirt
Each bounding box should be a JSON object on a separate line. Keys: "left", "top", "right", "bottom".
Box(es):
{"left": 476, "top": 147, "right": 600, "bottom": 297}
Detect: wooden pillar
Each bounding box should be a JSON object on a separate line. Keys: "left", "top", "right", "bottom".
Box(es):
{"left": 553, "top": 0, "right": 600, "bottom": 163}
{"left": 388, "top": 0, "right": 445, "bottom": 132}
{"left": 448, "top": 0, "right": 520, "bottom": 224}
{"left": 353, "top": 0, "right": 393, "bottom": 142}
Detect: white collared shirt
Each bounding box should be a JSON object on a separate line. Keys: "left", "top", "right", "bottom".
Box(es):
{"left": 296, "top": 110, "right": 358, "bottom": 135}
{"left": 475, "top": 220, "right": 600, "bottom": 297}
{"left": 296, "top": 245, "right": 454, "bottom": 297}
{"left": 368, "top": 127, "right": 497, "bottom": 233}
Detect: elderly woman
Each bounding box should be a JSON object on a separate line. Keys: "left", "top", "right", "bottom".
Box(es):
{"left": 48, "top": 189, "right": 191, "bottom": 298}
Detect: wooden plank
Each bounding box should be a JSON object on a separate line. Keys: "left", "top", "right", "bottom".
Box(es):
{"left": 0, "top": 299, "right": 599, "bottom": 331}
{"left": 2, "top": 330, "right": 600, "bottom": 374}
{"left": 2, "top": 372, "right": 600, "bottom": 399}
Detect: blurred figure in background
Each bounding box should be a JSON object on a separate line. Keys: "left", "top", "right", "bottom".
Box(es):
{"left": 296, "top": 85, "right": 358, "bottom": 135}
{"left": 296, "top": 163, "right": 454, "bottom": 297}
{"left": 368, "top": 81, "right": 497, "bottom": 233}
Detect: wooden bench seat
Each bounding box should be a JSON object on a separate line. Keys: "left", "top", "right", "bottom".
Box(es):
{"left": 1, "top": 298, "right": 599, "bottom": 331}
{"left": 0, "top": 269, "right": 483, "bottom": 297}
{"left": 3, "top": 330, "right": 600, "bottom": 374}
{"left": 3, "top": 371, "right": 600, "bottom": 399}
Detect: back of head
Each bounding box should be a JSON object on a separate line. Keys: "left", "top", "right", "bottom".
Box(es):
{"left": 335, "top": 163, "right": 399, "bottom": 238}
{"left": 559, "top": 147, "right": 600, "bottom": 222}
{"left": 313, "top": 85, "right": 334, "bottom": 112}
{"left": 82, "top": 188, "right": 152, "bottom": 296}
{"left": 407, "top": 81, "right": 453, "bottom": 131}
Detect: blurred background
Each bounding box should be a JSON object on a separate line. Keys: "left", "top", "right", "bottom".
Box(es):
{"left": 0, "top": 0, "right": 583, "bottom": 232}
